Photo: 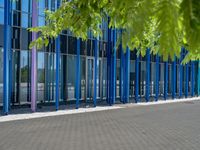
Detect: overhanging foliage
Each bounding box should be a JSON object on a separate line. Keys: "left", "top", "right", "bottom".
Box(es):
{"left": 29, "top": 0, "right": 200, "bottom": 63}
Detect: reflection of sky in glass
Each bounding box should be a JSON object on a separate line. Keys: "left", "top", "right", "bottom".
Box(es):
{"left": 38, "top": 53, "right": 44, "bottom": 69}
{"left": 21, "top": 13, "right": 28, "bottom": 28}
{"left": 0, "top": 8, "right": 3, "bottom": 24}
{"left": 38, "top": 16, "right": 45, "bottom": 26}
{"left": 39, "top": 0, "right": 45, "bottom": 16}
{"left": 0, "top": 0, "right": 3, "bottom": 7}
{"left": 21, "top": 0, "right": 29, "bottom": 12}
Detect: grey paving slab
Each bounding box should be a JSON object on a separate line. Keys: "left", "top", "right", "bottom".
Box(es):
{"left": 0, "top": 100, "right": 200, "bottom": 150}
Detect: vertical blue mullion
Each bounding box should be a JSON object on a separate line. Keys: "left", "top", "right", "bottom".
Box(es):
{"left": 76, "top": 38, "right": 81, "bottom": 109}
{"left": 3, "top": 0, "right": 11, "bottom": 114}
{"left": 109, "top": 39, "right": 112, "bottom": 105}
{"left": 179, "top": 49, "right": 183, "bottom": 98}
{"left": 112, "top": 28, "right": 116, "bottom": 104}
{"left": 172, "top": 57, "right": 176, "bottom": 99}
{"left": 155, "top": 55, "right": 159, "bottom": 101}
{"left": 164, "top": 61, "right": 168, "bottom": 100}
{"left": 191, "top": 61, "right": 194, "bottom": 97}
{"left": 55, "top": 36, "right": 60, "bottom": 110}
{"left": 185, "top": 62, "right": 189, "bottom": 98}
{"left": 107, "top": 18, "right": 111, "bottom": 105}
{"left": 198, "top": 61, "right": 200, "bottom": 96}
{"left": 123, "top": 51, "right": 126, "bottom": 103}
{"left": 120, "top": 40, "right": 124, "bottom": 103}
{"left": 125, "top": 47, "right": 130, "bottom": 103}
{"left": 135, "top": 54, "right": 139, "bottom": 103}
{"left": 93, "top": 38, "right": 98, "bottom": 107}
{"left": 145, "top": 48, "right": 150, "bottom": 102}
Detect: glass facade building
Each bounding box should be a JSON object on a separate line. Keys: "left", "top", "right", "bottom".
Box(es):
{"left": 0, "top": 0, "right": 200, "bottom": 114}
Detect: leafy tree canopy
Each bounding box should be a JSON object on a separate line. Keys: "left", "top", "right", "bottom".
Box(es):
{"left": 29, "top": 0, "right": 200, "bottom": 63}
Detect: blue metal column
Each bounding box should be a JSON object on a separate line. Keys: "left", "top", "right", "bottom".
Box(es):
{"left": 191, "top": 61, "right": 194, "bottom": 97}
{"left": 172, "top": 57, "right": 176, "bottom": 99}
{"left": 3, "top": 0, "right": 11, "bottom": 114}
{"left": 155, "top": 55, "right": 159, "bottom": 101}
{"left": 93, "top": 38, "right": 99, "bottom": 107}
{"left": 179, "top": 49, "right": 183, "bottom": 98}
{"left": 124, "top": 47, "right": 130, "bottom": 103}
{"left": 185, "top": 62, "right": 189, "bottom": 98}
{"left": 111, "top": 28, "right": 116, "bottom": 104}
{"left": 55, "top": 0, "right": 61, "bottom": 110}
{"left": 110, "top": 29, "right": 113, "bottom": 105}
{"left": 198, "top": 61, "right": 200, "bottom": 96}
{"left": 145, "top": 48, "right": 150, "bottom": 102}
{"left": 135, "top": 54, "right": 139, "bottom": 103}
{"left": 107, "top": 18, "right": 111, "bottom": 105}
{"left": 120, "top": 41, "right": 124, "bottom": 103}
{"left": 123, "top": 51, "right": 126, "bottom": 103}
{"left": 164, "top": 61, "right": 168, "bottom": 100}
{"left": 76, "top": 38, "right": 81, "bottom": 109}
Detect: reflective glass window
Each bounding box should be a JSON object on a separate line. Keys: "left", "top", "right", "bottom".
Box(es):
{"left": 38, "top": 0, "right": 45, "bottom": 16}
{"left": 38, "top": 16, "right": 45, "bottom": 26}
{"left": 21, "top": 13, "right": 29, "bottom": 28}
{"left": 21, "top": 0, "right": 29, "bottom": 12}
{"left": 0, "top": 8, "right": 3, "bottom": 24}
{"left": 0, "top": 0, "right": 3, "bottom": 7}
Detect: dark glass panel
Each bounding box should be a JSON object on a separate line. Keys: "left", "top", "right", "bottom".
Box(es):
{"left": 60, "top": 34, "right": 67, "bottom": 54}
{"left": 12, "top": 27, "right": 21, "bottom": 49}
{"left": 68, "top": 36, "right": 76, "bottom": 54}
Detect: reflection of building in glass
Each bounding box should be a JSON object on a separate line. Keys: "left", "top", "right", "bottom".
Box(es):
{"left": 0, "top": 0, "right": 199, "bottom": 114}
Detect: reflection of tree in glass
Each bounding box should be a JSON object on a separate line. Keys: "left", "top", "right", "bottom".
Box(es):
{"left": 21, "top": 65, "right": 28, "bottom": 83}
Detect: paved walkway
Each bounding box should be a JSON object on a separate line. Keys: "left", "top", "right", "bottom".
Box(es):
{"left": 0, "top": 99, "right": 200, "bottom": 150}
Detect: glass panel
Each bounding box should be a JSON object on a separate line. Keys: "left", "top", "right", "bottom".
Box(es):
{"left": 86, "top": 58, "right": 93, "bottom": 101}
{"left": 0, "top": 0, "right": 3, "bottom": 7}
{"left": 102, "top": 58, "right": 107, "bottom": 98}
{"left": 12, "top": 0, "right": 20, "bottom": 10}
{"left": 140, "top": 61, "right": 146, "bottom": 98}
{"left": 12, "top": 50, "right": 20, "bottom": 104}
{"left": 37, "top": 52, "right": 45, "bottom": 102}
{"left": 0, "top": 8, "right": 4, "bottom": 25}
{"left": 80, "top": 56, "right": 86, "bottom": 100}
{"left": 188, "top": 65, "right": 191, "bottom": 95}
{"left": 12, "top": 10, "right": 21, "bottom": 26}
{"left": 160, "top": 63, "right": 165, "bottom": 96}
{"left": 21, "top": 13, "right": 29, "bottom": 28}
{"left": 45, "top": 53, "right": 56, "bottom": 102}
{"left": 130, "top": 60, "right": 135, "bottom": 98}
{"left": 38, "top": 0, "right": 45, "bottom": 16}
{"left": 150, "top": 62, "right": 156, "bottom": 97}
{"left": 12, "top": 27, "right": 20, "bottom": 49}
{"left": 168, "top": 64, "right": 172, "bottom": 95}
{"left": 20, "top": 50, "right": 30, "bottom": 103}
{"left": 97, "top": 58, "right": 101, "bottom": 99}
{"left": 176, "top": 65, "right": 180, "bottom": 95}
{"left": 67, "top": 55, "right": 76, "bottom": 100}
{"left": 60, "top": 54, "right": 67, "bottom": 101}
{"left": 116, "top": 59, "right": 120, "bottom": 98}
{"left": 183, "top": 66, "right": 186, "bottom": 95}
{"left": 38, "top": 16, "right": 45, "bottom": 26}
{"left": 21, "top": 0, "right": 29, "bottom": 12}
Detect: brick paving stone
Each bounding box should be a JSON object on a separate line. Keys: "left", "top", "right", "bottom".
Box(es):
{"left": 0, "top": 100, "right": 200, "bottom": 150}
